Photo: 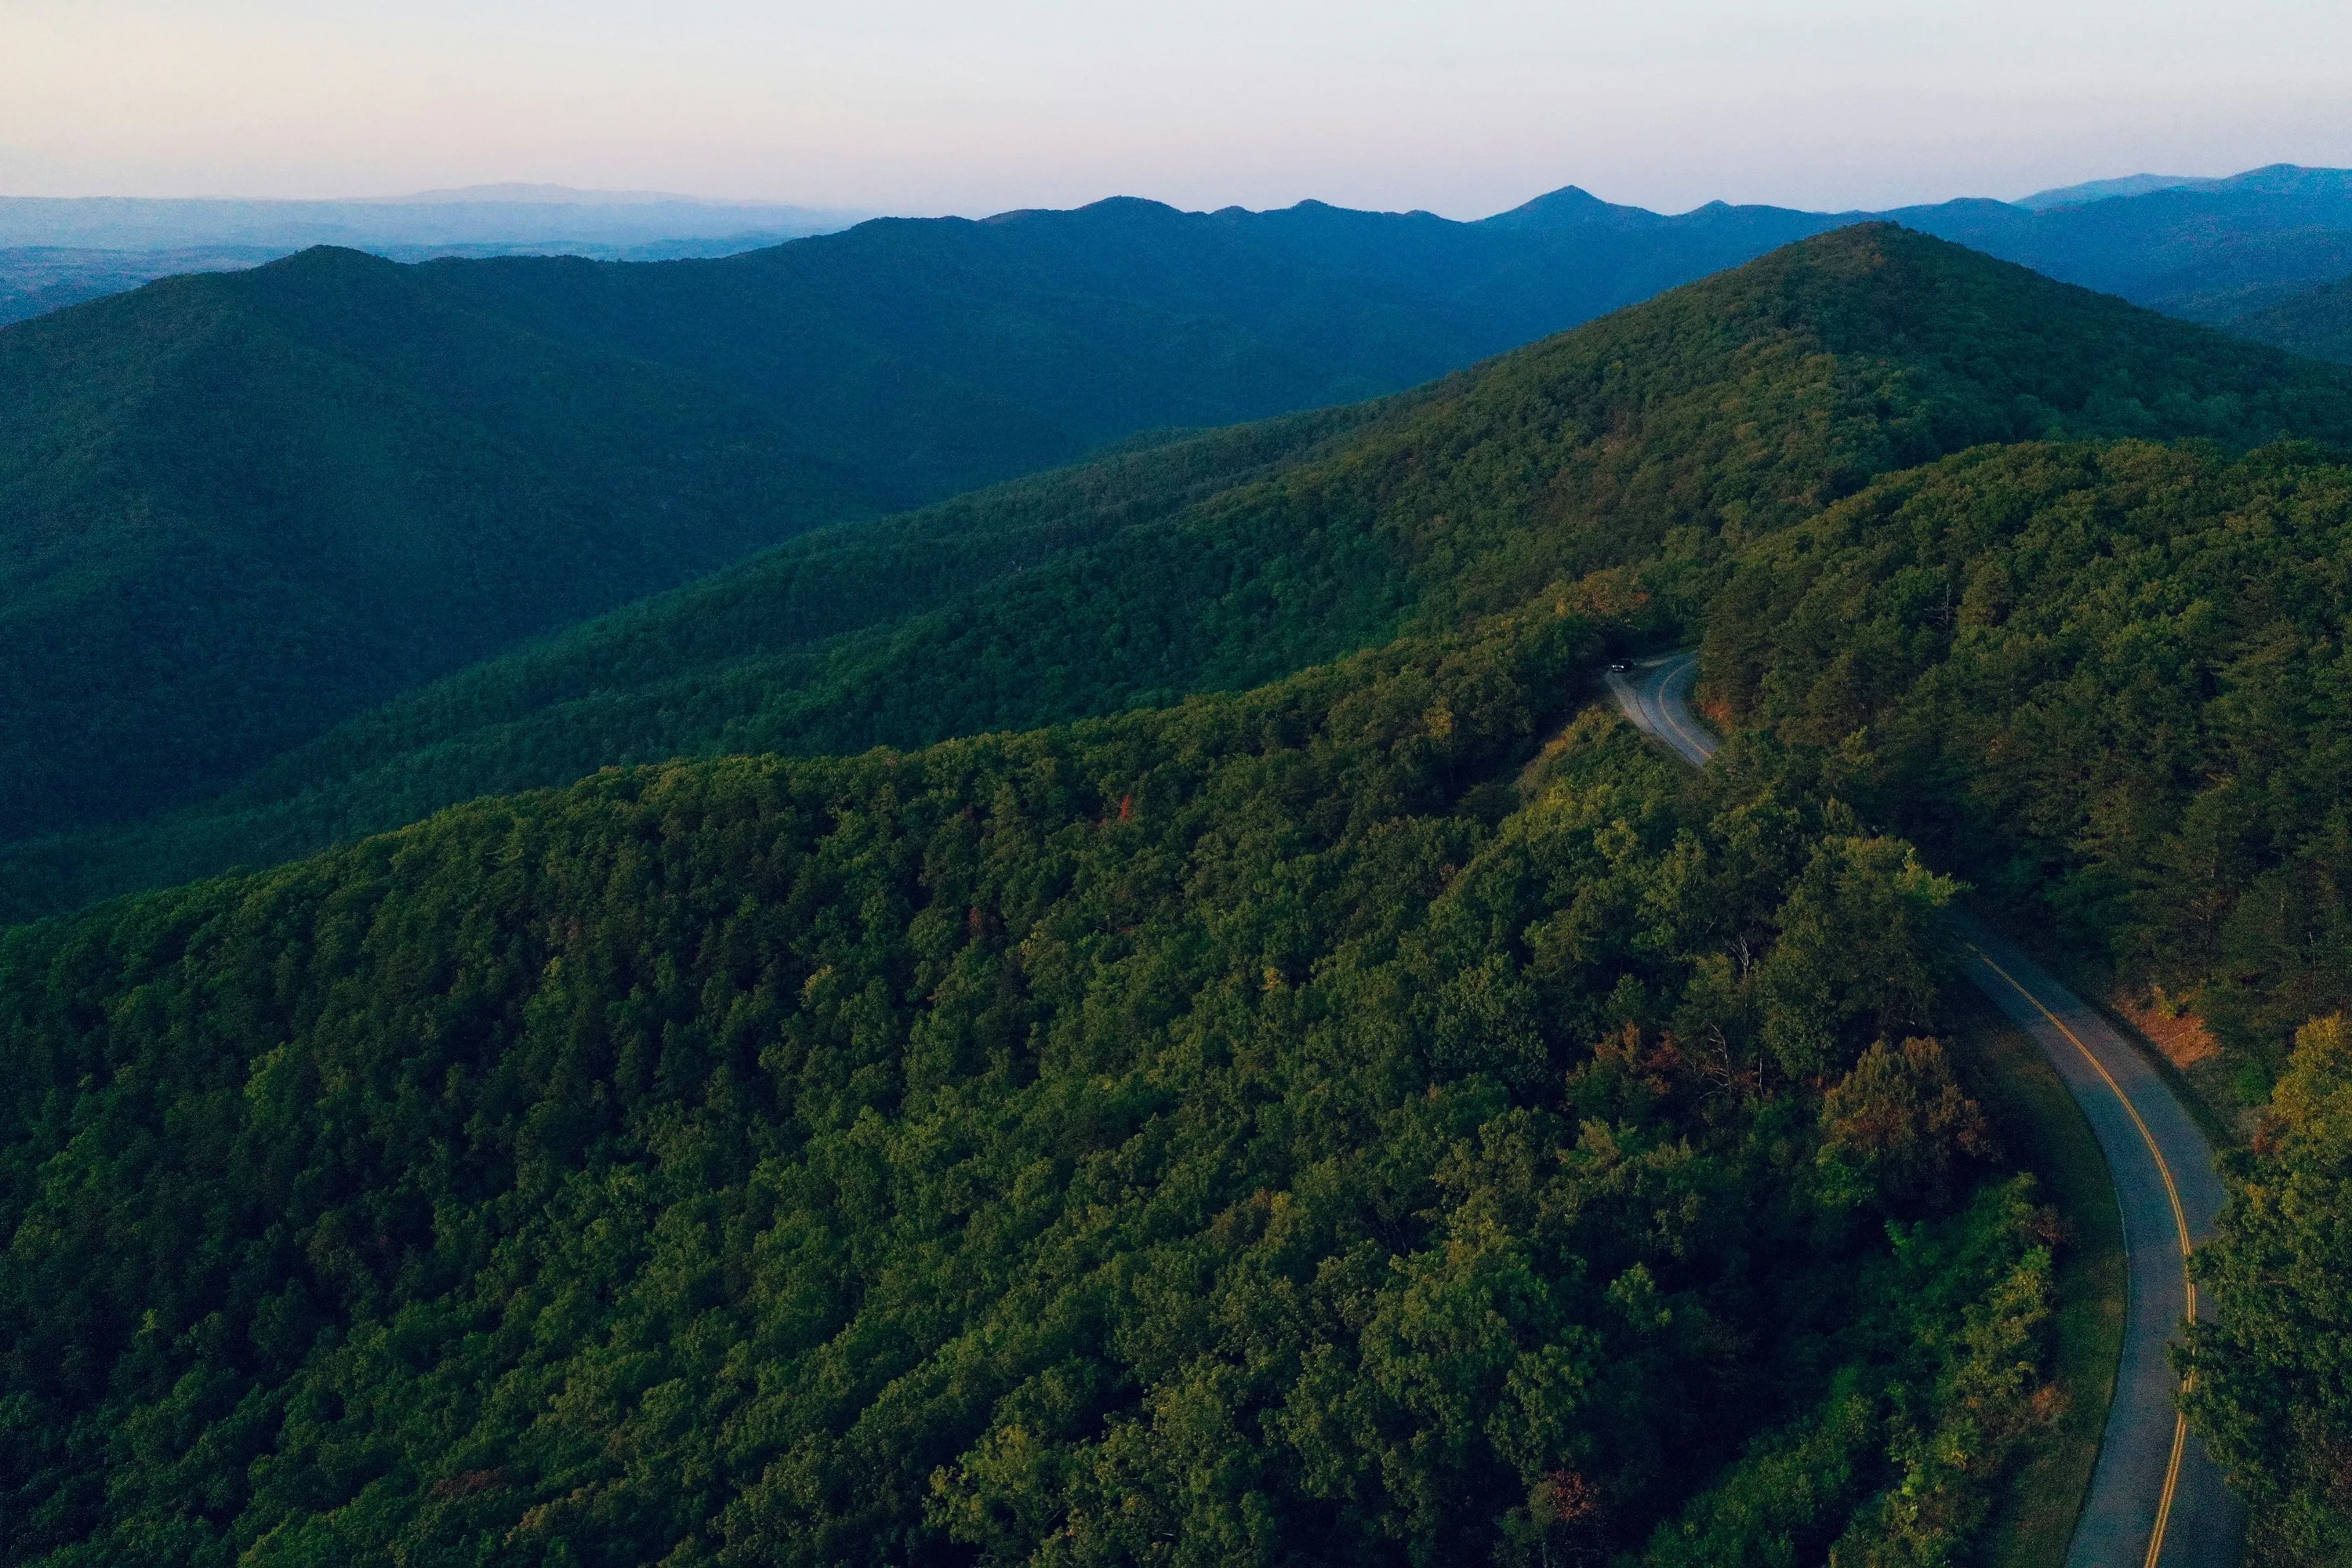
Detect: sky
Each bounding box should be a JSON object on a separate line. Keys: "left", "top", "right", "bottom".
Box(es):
{"left": 7, "top": 0, "right": 2352, "bottom": 219}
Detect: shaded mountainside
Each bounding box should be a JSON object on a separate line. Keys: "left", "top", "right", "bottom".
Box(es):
{"left": 0, "top": 195, "right": 1852, "bottom": 855}
{"left": 373, "top": 168, "right": 2352, "bottom": 503}
{"left": 0, "top": 247, "right": 876, "bottom": 841}
{"left": 2201, "top": 272, "right": 2352, "bottom": 365}
{"left": 401, "top": 200, "right": 1475, "bottom": 509}
{"left": 27, "top": 164, "right": 2352, "bottom": 401}
{"left": 16, "top": 223, "right": 2352, "bottom": 920}
{"left": 1889, "top": 165, "right": 2352, "bottom": 310}
{"left": 399, "top": 192, "right": 1841, "bottom": 509}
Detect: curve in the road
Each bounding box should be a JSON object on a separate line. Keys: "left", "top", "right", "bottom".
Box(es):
{"left": 1609, "top": 650, "right": 2241, "bottom": 1568}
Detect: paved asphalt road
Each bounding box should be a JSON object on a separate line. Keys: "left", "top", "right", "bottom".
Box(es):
{"left": 1607, "top": 650, "right": 2241, "bottom": 1568}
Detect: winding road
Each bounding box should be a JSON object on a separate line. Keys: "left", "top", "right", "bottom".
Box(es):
{"left": 1607, "top": 651, "right": 2241, "bottom": 1568}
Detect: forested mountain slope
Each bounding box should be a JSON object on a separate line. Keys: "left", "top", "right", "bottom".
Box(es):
{"left": 383, "top": 170, "right": 2352, "bottom": 504}
{"left": 0, "top": 198, "right": 1861, "bottom": 856}
{"left": 14, "top": 172, "right": 2352, "bottom": 862}
{"left": 399, "top": 193, "right": 1838, "bottom": 508}
{"left": 0, "top": 596, "right": 2060, "bottom": 1567}
{"left": 18, "top": 223, "right": 2352, "bottom": 920}
{"left": 1689, "top": 433, "right": 2352, "bottom": 1568}
{"left": 2198, "top": 271, "right": 2352, "bottom": 365}
{"left": 14, "top": 220, "right": 2352, "bottom": 1568}
{"left": 1701, "top": 438, "right": 2352, "bottom": 1068}
{"left": 0, "top": 248, "right": 873, "bottom": 841}
{"left": 1889, "top": 164, "right": 2352, "bottom": 310}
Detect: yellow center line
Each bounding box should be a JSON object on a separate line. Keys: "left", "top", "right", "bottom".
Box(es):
{"left": 1967, "top": 942, "right": 2195, "bottom": 1568}
{"left": 1645, "top": 668, "right": 2182, "bottom": 1554}
{"left": 1655, "top": 655, "right": 2196, "bottom": 1563}
{"left": 1652, "top": 659, "right": 1714, "bottom": 761}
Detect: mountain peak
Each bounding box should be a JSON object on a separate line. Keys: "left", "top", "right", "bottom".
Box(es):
{"left": 1476, "top": 184, "right": 1656, "bottom": 231}
{"left": 982, "top": 195, "right": 1189, "bottom": 227}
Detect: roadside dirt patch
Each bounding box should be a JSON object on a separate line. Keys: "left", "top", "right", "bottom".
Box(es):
{"left": 2112, "top": 988, "right": 2220, "bottom": 1069}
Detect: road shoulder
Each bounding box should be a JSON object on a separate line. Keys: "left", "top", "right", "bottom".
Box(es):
{"left": 1949, "top": 985, "right": 2127, "bottom": 1568}
{"left": 1627, "top": 650, "right": 2236, "bottom": 1567}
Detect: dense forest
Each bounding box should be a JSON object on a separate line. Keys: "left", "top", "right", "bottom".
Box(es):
{"left": 14, "top": 223, "right": 2352, "bottom": 920}
{"left": 8, "top": 221, "right": 2352, "bottom": 1563}
{"left": 2187, "top": 1014, "right": 2352, "bottom": 1567}
{"left": 1679, "top": 430, "right": 2352, "bottom": 1568}
{"left": 0, "top": 603, "right": 2059, "bottom": 1566}
{"left": 1699, "top": 438, "right": 2352, "bottom": 1078}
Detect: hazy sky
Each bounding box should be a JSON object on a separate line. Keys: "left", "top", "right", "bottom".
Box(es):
{"left": 8, "top": 0, "right": 2352, "bottom": 218}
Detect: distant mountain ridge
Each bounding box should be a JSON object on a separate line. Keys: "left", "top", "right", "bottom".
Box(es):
{"left": 358, "top": 165, "right": 2352, "bottom": 485}
{"left": 2007, "top": 163, "right": 2352, "bottom": 211}
{"left": 0, "top": 245, "right": 283, "bottom": 327}
{"left": 1878, "top": 165, "right": 2352, "bottom": 309}
{"left": 388, "top": 192, "right": 1838, "bottom": 509}
{"left": 16, "top": 223, "right": 2352, "bottom": 920}
{"left": 2015, "top": 172, "right": 2221, "bottom": 209}
{"left": 0, "top": 187, "right": 866, "bottom": 325}
{"left": 13, "top": 162, "right": 2352, "bottom": 332}
{"left": 13, "top": 164, "right": 2352, "bottom": 865}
